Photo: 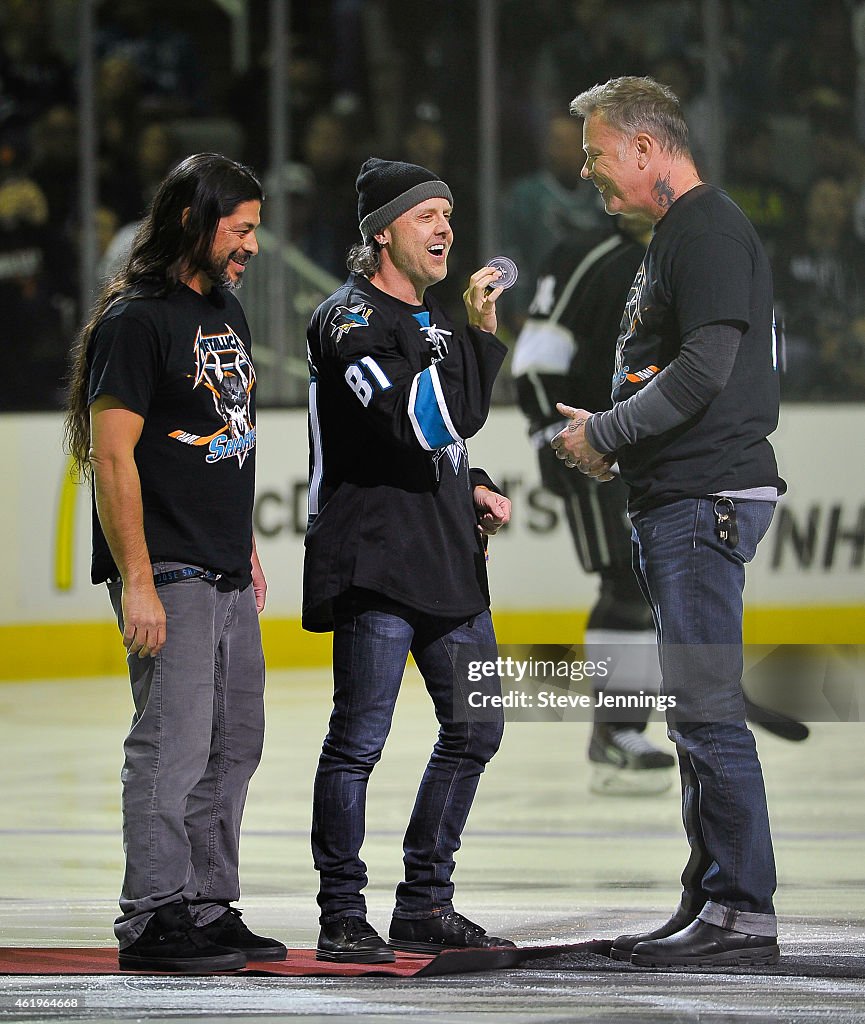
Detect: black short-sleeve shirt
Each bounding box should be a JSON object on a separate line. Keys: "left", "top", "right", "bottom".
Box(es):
{"left": 87, "top": 283, "right": 257, "bottom": 586}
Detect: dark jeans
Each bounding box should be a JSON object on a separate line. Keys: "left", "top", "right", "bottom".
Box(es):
{"left": 311, "top": 593, "right": 503, "bottom": 923}
{"left": 631, "top": 497, "right": 778, "bottom": 936}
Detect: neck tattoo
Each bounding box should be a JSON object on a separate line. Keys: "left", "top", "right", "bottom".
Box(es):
{"left": 652, "top": 172, "right": 675, "bottom": 209}
{"left": 653, "top": 174, "right": 703, "bottom": 211}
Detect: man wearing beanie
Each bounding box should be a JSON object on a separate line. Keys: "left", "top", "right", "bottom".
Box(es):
{"left": 304, "top": 157, "right": 514, "bottom": 963}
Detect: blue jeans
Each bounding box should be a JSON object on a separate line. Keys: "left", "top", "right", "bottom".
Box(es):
{"left": 631, "top": 498, "right": 777, "bottom": 936}
{"left": 108, "top": 564, "right": 265, "bottom": 947}
{"left": 312, "top": 592, "right": 503, "bottom": 923}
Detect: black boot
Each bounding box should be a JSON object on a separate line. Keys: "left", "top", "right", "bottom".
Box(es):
{"left": 316, "top": 917, "right": 395, "bottom": 963}
{"left": 610, "top": 902, "right": 699, "bottom": 961}
{"left": 388, "top": 911, "right": 515, "bottom": 954}
{"left": 631, "top": 919, "right": 780, "bottom": 967}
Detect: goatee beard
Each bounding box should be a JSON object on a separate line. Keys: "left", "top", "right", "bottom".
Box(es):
{"left": 204, "top": 253, "right": 245, "bottom": 291}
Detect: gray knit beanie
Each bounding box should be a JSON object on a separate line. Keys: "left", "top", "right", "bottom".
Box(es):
{"left": 356, "top": 157, "right": 453, "bottom": 242}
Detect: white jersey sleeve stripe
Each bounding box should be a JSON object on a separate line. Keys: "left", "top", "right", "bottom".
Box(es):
{"left": 359, "top": 355, "right": 393, "bottom": 389}
{"left": 308, "top": 376, "right": 323, "bottom": 520}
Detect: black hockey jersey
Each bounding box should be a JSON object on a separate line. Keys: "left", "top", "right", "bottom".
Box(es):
{"left": 303, "top": 273, "right": 507, "bottom": 631}
{"left": 512, "top": 227, "right": 647, "bottom": 440}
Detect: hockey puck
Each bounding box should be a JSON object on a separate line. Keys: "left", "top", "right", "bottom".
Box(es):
{"left": 486, "top": 255, "right": 519, "bottom": 290}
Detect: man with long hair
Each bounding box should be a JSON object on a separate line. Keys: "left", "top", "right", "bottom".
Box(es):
{"left": 64, "top": 153, "right": 285, "bottom": 972}
{"left": 554, "top": 78, "right": 785, "bottom": 967}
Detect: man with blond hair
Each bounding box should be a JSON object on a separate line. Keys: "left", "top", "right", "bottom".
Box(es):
{"left": 304, "top": 158, "right": 514, "bottom": 963}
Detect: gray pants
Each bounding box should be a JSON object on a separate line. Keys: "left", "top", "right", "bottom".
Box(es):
{"left": 108, "top": 563, "right": 265, "bottom": 948}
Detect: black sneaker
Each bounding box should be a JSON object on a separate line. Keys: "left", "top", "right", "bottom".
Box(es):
{"left": 316, "top": 917, "right": 395, "bottom": 963}
{"left": 388, "top": 911, "right": 516, "bottom": 954}
{"left": 196, "top": 907, "right": 287, "bottom": 962}
{"left": 118, "top": 903, "right": 247, "bottom": 973}
{"left": 588, "top": 724, "right": 675, "bottom": 796}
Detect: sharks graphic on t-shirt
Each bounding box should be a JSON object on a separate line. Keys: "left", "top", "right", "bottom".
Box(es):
{"left": 168, "top": 324, "right": 257, "bottom": 467}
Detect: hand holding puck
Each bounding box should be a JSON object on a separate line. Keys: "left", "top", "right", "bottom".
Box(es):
{"left": 485, "top": 255, "right": 519, "bottom": 293}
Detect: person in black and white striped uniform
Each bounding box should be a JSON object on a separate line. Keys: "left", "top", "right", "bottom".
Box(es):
{"left": 513, "top": 213, "right": 675, "bottom": 796}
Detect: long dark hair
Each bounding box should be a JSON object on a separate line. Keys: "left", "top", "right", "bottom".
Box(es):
{"left": 64, "top": 153, "right": 263, "bottom": 478}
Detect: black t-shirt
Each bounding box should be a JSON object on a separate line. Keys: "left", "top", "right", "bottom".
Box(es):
{"left": 87, "top": 282, "right": 257, "bottom": 586}
{"left": 613, "top": 185, "right": 784, "bottom": 510}
{"left": 303, "top": 273, "right": 506, "bottom": 631}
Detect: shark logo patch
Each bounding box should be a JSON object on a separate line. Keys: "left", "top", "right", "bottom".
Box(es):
{"left": 330, "top": 303, "right": 374, "bottom": 339}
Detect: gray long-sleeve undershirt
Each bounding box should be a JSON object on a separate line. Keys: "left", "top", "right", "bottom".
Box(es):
{"left": 585, "top": 322, "right": 743, "bottom": 454}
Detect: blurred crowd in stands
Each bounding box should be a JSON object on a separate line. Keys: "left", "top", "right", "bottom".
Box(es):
{"left": 3, "top": 0, "right": 865, "bottom": 410}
